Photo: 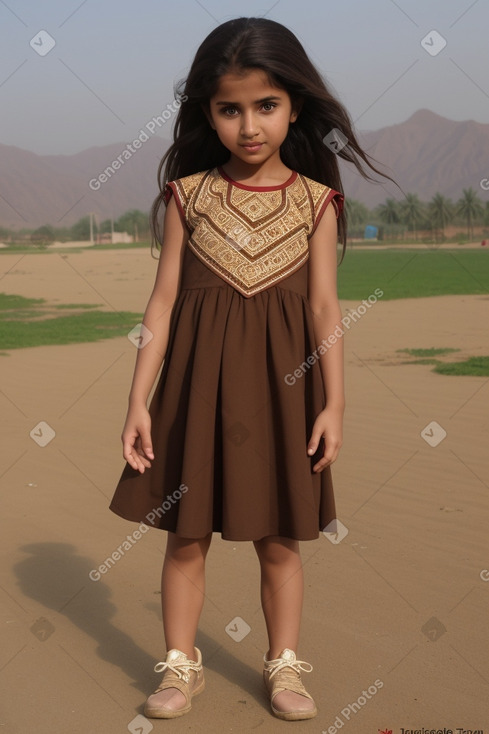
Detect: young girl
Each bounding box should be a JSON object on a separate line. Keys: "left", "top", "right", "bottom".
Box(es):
{"left": 110, "top": 16, "right": 393, "bottom": 722}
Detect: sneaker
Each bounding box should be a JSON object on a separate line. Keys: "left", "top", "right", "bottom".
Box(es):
{"left": 144, "top": 647, "right": 204, "bottom": 718}
{"left": 263, "top": 648, "right": 317, "bottom": 720}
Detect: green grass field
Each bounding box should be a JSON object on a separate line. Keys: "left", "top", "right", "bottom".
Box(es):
{"left": 396, "top": 347, "right": 489, "bottom": 376}
{"left": 0, "top": 293, "right": 142, "bottom": 350}
{"left": 3, "top": 245, "right": 488, "bottom": 300}
{"left": 337, "top": 249, "right": 489, "bottom": 300}
{"left": 1, "top": 248, "right": 488, "bottom": 356}
{"left": 397, "top": 347, "right": 460, "bottom": 358}
{"left": 336, "top": 251, "right": 489, "bottom": 374}
{"left": 433, "top": 356, "right": 489, "bottom": 376}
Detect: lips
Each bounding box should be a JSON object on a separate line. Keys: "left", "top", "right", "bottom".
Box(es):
{"left": 241, "top": 143, "right": 263, "bottom": 151}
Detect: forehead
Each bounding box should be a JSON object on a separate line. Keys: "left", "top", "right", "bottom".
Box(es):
{"left": 211, "top": 69, "right": 287, "bottom": 101}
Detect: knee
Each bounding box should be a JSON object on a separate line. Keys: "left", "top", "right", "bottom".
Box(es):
{"left": 254, "top": 536, "right": 300, "bottom": 566}
{"left": 165, "top": 532, "right": 212, "bottom": 564}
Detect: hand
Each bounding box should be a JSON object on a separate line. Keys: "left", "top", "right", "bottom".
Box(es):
{"left": 121, "top": 404, "right": 154, "bottom": 473}
{"left": 307, "top": 406, "right": 343, "bottom": 473}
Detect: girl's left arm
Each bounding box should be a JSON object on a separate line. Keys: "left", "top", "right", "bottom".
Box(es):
{"left": 306, "top": 201, "right": 345, "bottom": 472}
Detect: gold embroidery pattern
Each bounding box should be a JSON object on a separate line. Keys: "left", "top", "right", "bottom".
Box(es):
{"left": 170, "top": 168, "right": 336, "bottom": 298}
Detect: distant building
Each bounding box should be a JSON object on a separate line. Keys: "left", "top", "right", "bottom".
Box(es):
{"left": 97, "top": 231, "right": 134, "bottom": 244}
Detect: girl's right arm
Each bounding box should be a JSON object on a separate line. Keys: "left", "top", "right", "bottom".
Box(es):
{"left": 121, "top": 195, "right": 188, "bottom": 473}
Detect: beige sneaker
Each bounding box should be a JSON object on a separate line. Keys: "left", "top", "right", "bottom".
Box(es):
{"left": 263, "top": 648, "right": 317, "bottom": 720}
{"left": 144, "top": 647, "right": 205, "bottom": 718}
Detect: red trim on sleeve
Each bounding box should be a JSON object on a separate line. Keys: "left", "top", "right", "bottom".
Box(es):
{"left": 311, "top": 189, "right": 344, "bottom": 235}
{"left": 164, "top": 181, "right": 186, "bottom": 226}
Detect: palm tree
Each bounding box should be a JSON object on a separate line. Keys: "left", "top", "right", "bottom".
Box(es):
{"left": 376, "top": 198, "right": 403, "bottom": 241}
{"left": 377, "top": 198, "right": 401, "bottom": 225}
{"left": 456, "top": 188, "right": 484, "bottom": 241}
{"left": 400, "top": 194, "right": 424, "bottom": 242}
{"left": 428, "top": 193, "right": 453, "bottom": 242}
{"left": 344, "top": 198, "right": 369, "bottom": 227}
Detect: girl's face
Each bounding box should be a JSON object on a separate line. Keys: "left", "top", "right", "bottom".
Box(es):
{"left": 206, "top": 68, "right": 298, "bottom": 170}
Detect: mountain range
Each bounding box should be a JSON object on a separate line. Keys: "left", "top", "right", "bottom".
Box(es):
{"left": 0, "top": 109, "right": 487, "bottom": 229}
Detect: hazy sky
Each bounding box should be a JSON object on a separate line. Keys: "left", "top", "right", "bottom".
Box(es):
{"left": 1, "top": 0, "right": 488, "bottom": 155}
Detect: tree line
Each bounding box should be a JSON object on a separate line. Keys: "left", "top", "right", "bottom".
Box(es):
{"left": 0, "top": 210, "right": 150, "bottom": 245}
{"left": 346, "top": 187, "right": 488, "bottom": 242}
{"left": 1, "top": 187, "right": 488, "bottom": 245}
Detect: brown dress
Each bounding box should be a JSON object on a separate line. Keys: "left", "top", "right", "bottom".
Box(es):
{"left": 109, "top": 167, "right": 344, "bottom": 541}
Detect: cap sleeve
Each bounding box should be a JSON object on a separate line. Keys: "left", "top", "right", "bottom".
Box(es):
{"left": 163, "top": 171, "right": 210, "bottom": 230}
{"left": 328, "top": 189, "right": 344, "bottom": 219}
{"left": 164, "top": 181, "right": 186, "bottom": 225}
{"left": 312, "top": 188, "right": 344, "bottom": 234}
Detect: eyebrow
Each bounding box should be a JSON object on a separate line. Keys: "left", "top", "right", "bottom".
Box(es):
{"left": 215, "top": 96, "right": 282, "bottom": 106}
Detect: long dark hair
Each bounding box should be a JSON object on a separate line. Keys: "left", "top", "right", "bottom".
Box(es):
{"left": 150, "top": 17, "right": 397, "bottom": 260}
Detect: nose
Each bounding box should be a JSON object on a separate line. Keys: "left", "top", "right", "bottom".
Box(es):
{"left": 240, "top": 111, "right": 258, "bottom": 138}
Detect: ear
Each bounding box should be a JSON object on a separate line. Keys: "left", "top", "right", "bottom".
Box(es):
{"left": 201, "top": 103, "right": 216, "bottom": 130}
{"left": 289, "top": 97, "right": 303, "bottom": 123}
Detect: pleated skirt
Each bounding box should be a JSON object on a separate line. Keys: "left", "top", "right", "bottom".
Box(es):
{"left": 109, "top": 245, "right": 336, "bottom": 541}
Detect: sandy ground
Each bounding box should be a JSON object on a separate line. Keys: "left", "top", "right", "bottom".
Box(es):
{"left": 0, "top": 248, "right": 488, "bottom": 734}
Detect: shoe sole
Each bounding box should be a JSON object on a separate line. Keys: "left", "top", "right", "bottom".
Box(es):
{"left": 271, "top": 704, "right": 318, "bottom": 721}
{"left": 264, "top": 677, "right": 317, "bottom": 721}
{"left": 144, "top": 677, "right": 205, "bottom": 719}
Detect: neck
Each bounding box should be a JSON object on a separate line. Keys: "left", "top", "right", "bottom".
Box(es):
{"left": 220, "top": 155, "right": 292, "bottom": 186}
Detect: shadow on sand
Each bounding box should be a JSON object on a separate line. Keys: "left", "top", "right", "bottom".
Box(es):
{"left": 13, "top": 542, "right": 266, "bottom": 709}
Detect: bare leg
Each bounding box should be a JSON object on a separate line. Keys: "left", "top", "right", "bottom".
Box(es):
{"left": 254, "top": 535, "right": 313, "bottom": 712}
{"left": 253, "top": 535, "right": 303, "bottom": 657}
{"left": 156, "top": 531, "right": 212, "bottom": 707}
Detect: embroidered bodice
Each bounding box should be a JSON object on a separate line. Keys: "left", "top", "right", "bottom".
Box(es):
{"left": 165, "top": 167, "right": 343, "bottom": 298}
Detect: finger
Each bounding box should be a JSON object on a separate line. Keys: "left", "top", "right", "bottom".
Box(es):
{"left": 135, "top": 446, "right": 152, "bottom": 469}
{"left": 123, "top": 444, "right": 143, "bottom": 472}
{"left": 313, "top": 441, "right": 342, "bottom": 472}
{"left": 139, "top": 426, "right": 154, "bottom": 460}
{"left": 125, "top": 452, "right": 142, "bottom": 472}
{"left": 131, "top": 436, "right": 152, "bottom": 471}
{"left": 312, "top": 456, "right": 328, "bottom": 472}
{"left": 307, "top": 428, "right": 324, "bottom": 456}
{"left": 122, "top": 437, "right": 136, "bottom": 464}
{"left": 123, "top": 436, "right": 146, "bottom": 472}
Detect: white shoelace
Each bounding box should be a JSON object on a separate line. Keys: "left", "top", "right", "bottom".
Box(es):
{"left": 154, "top": 659, "right": 201, "bottom": 684}
{"left": 265, "top": 657, "right": 313, "bottom": 680}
